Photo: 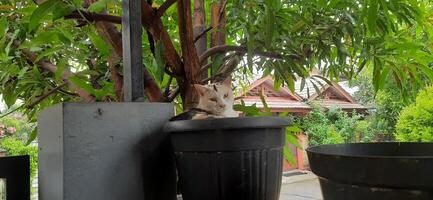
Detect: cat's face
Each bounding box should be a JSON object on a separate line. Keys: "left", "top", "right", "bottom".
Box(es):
{"left": 194, "top": 78, "right": 237, "bottom": 117}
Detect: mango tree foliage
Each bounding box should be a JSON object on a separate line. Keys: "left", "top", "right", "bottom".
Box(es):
{"left": 0, "top": 0, "right": 432, "bottom": 143}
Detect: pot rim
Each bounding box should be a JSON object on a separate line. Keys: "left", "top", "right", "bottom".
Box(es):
{"left": 306, "top": 142, "right": 433, "bottom": 159}
{"left": 164, "top": 116, "right": 291, "bottom": 133}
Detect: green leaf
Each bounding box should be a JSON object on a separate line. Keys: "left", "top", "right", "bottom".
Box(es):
{"left": 26, "top": 127, "right": 38, "bottom": 146}
{"left": 329, "top": 0, "right": 340, "bottom": 8}
{"left": 36, "top": 46, "right": 64, "bottom": 61}
{"left": 211, "top": 53, "right": 224, "bottom": 76}
{"left": 52, "top": 3, "right": 74, "bottom": 20}
{"left": 367, "top": 0, "right": 379, "bottom": 33}
{"left": 18, "top": 67, "right": 29, "bottom": 78}
{"left": 154, "top": 40, "right": 166, "bottom": 83}
{"left": 286, "top": 132, "right": 301, "bottom": 149}
{"left": 259, "top": 92, "right": 271, "bottom": 114}
{"left": 318, "top": 0, "right": 327, "bottom": 7}
{"left": 88, "top": 32, "right": 111, "bottom": 56}
{"left": 283, "top": 144, "right": 297, "bottom": 165}
{"left": 5, "top": 29, "right": 19, "bottom": 55}
{"left": 310, "top": 80, "right": 321, "bottom": 95}
{"left": 286, "top": 126, "right": 302, "bottom": 133}
{"left": 233, "top": 101, "right": 260, "bottom": 116}
{"left": 55, "top": 62, "right": 65, "bottom": 81}
{"left": 274, "top": 77, "right": 282, "bottom": 91}
{"left": 29, "top": 0, "right": 61, "bottom": 32}
{"left": 88, "top": 0, "right": 114, "bottom": 13}
{"left": 69, "top": 76, "right": 95, "bottom": 95}
{"left": 246, "top": 28, "right": 254, "bottom": 70}
{"left": 3, "top": 81, "right": 18, "bottom": 108}
{"left": 300, "top": 78, "right": 306, "bottom": 92}
{"left": 0, "top": 17, "right": 8, "bottom": 40}
{"left": 286, "top": 75, "right": 295, "bottom": 92}
{"left": 264, "top": 0, "right": 275, "bottom": 48}
{"left": 372, "top": 57, "right": 382, "bottom": 93}
{"left": 418, "top": 65, "right": 433, "bottom": 82}
{"left": 88, "top": 1, "right": 105, "bottom": 13}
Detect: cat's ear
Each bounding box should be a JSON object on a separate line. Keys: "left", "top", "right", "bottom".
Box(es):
{"left": 222, "top": 77, "right": 231, "bottom": 86}
{"left": 194, "top": 84, "right": 207, "bottom": 96}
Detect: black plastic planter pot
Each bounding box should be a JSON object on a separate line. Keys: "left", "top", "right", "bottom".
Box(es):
{"left": 164, "top": 117, "right": 291, "bottom": 200}
{"left": 307, "top": 143, "right": 433, "bottom": 200}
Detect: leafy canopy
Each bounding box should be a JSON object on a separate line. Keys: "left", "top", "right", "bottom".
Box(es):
{"left": 0, "top": 0, "right": 432, "bottom": 125}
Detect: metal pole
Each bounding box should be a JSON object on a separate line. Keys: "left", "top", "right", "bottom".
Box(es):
{"left": 122, "top": 0, "right": 144, "bottom": 102}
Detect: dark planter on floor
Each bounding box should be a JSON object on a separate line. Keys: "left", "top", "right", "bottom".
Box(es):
{"left": 164, "top": 117, "right": 291, "bottom": 200}
{"left": 307, "top": 143, "right": 433, "bottom": 200}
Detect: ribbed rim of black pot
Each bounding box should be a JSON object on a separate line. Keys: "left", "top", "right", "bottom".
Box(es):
{"left": 306, "top": 142, "right": 433, "bottom": 159}
{"left": 164, "top": 116, "right": 291, "bottom": 133}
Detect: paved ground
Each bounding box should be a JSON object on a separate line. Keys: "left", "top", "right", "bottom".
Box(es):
{"left": 279, "top": 171, "right": 323, "bottom": 200}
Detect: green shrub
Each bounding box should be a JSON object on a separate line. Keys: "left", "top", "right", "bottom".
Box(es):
{"left": 302, "top": 104, "right": 370, "bottom": 145}
{"left": 396, "top": 86, "right": 433, "bottom": 142}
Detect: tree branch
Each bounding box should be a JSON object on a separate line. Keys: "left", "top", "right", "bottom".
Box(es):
{"left": 141, "top": 1, "right": 184, "bottom": 78}
{"left": 199, "top": 45, "right": 300, "bottom": 65}
{"left": 64, "top": 10, "right": 122, "bottom": 24}
{"left": 84, "top": 0, "right": 167, "bottom": 102}
{"left": 167, "top": 86, "right": 180, "bottom": 101}
{"left": 201, "top": 54, "right": 240, "bottom": 83}
{"left": 177, "top": 0, "right": 201, "bottom": 82}
{"left": 163, "top": 76, "right": 173, "bottom": 97}
{"left": 20, "top": 48, "right": 96, "bottom": 102}
{"left": 26, "top": 83, "right": 68, "bottom": 109}
{"left": 108, "top": 57, "right": 123, "bottom": 101}
{"left": 156, "top": 0, "right": 177, "bottom": 18}
{"left": 194, "top": 26, "right": 212, "bottom": 43}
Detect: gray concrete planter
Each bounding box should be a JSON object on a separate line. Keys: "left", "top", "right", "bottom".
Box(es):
{"left": 38, "top": 103, "right": 176, "bottom": 200}
{"left": 164, "top": 117, "right": 291, "bottom": 200}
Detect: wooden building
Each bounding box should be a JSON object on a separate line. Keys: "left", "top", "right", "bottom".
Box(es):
{"left": 237, "top": 76, "right": 367, "bottom": 171}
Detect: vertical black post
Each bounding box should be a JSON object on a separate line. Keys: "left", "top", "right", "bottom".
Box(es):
{"left": 122, "top": 0, "right": 144, "bottom": 102}
{"left": 0, "top": 156, "right": 30, "bottom": 200}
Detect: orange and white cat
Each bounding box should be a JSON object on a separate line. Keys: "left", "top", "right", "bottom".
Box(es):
{"left": 170, "top": 78, "right": 238, "bottom": 121}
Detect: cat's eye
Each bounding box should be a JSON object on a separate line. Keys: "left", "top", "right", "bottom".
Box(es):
{"left": 210, "top": 98, "right": 217, "bottom": 102}
{"left": 224, "top": 93, "right": 228, "bottom": 98}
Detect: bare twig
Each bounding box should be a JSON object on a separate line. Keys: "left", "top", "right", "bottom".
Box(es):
{"left": 20, "top": 47, "right": 96, "bottom": 102}
{"left": 64, "top": 10, "right": 122, "bottom": 24}
{"left": 194, "top": 26, "right": 212, "bottom": 43}
{"left": 163, "top": 76, "right": 174, "bottom": 97}
{"left": 167, "top": 86, "right": 180, "bottom": 101}
{"left": 147, "top": 30, "right": 156, "bottom": 57}
{"left": 201, "top": 54, "right": 240, "bottom": 83}
{"left": 218, "top": 0, "right": 227, "bottom": 23}
{"left": 156, "top": 0, "right": 177, "bottom": 17}
{"left": 199, "top": 45, "right": 301, "bottom": 65}
{"left": 26, "top": 83, "right": 68, "bottom": 109}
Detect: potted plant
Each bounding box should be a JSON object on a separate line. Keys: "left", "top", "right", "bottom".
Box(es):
{"left": 1, "top": 0, "right": 432, "bottom": 199}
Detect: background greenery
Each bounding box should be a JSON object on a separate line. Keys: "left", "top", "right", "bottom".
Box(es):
{"left": 0, "top": 0, "right": 432, "bottom": 144}
{"left": 0, "top": 115, "right": 37, "bottom": 180}
{"left": 396, "top": 85, "right": 433, "bottom": 142}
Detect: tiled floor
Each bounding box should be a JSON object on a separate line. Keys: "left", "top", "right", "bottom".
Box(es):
{"left": 280, "top": 172, "right": 323, "bottom": 200}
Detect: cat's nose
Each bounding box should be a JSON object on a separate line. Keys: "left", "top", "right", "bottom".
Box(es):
{"left": 219, "top": 104, "right": 226, "bottom": 109}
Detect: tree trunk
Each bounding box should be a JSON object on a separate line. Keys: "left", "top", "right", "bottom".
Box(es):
{"left": 210, "top": 0, "right": 228, "bottom": 82}
{"left": 177, "top": 0, "right": 202, "bottom": 110}
{"left": 211, "top": 0, "right": 226, "bottom": 48}
{"left": 193, "top": 0, "right": 207, "bottom": 80}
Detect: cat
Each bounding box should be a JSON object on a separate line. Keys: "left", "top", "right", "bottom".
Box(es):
{"left": 170, "top": 78, "right": 238, "bottom": 121}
